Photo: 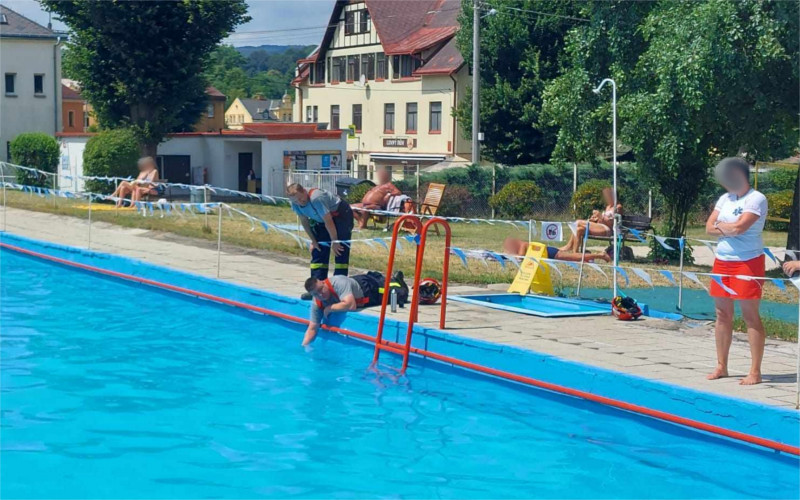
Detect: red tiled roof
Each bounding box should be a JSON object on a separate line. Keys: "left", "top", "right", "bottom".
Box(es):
{"left": 205, "top": 86, "right": 226, "bottom": 99}
{"left": 366, "top": 0, "right": 460, "bottom": 55}
{"left": 61, "top": 84, "right": 82, "bottom": 100}
{"left": 58, "top": 124, "right": 343, "bottom": 141}
{"left": 292, "top": 64, "right": 310, "bottom": 86}
{"left": 414, "top": 37, "right": 463, "bottom": 75}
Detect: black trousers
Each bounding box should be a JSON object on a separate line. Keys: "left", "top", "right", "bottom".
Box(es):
{"left": 310, "top": 201, "right": 353, "bottom": 280}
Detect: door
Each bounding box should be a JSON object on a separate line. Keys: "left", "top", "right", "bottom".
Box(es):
{"left": 238, "top": 152, "right": 253, "bottom": 192}
{"left": 156, "top": 155, "right": 191, "bottom": 184}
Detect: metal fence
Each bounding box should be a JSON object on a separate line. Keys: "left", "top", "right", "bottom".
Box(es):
{"left": 283, "top": 169, "right": 353, "bottom": 195}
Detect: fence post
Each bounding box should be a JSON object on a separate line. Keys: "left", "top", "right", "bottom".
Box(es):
{"left": 2, "top": 176, "right": 6, "bottom": 232}
{"left": 204, "top": 186, "right": 210, "bottom": 230}
{"left": 52, "top": 174, "right": 57, "bottom": 208}
{"left": 114, "top": 179, "right": 119, "bottom": 216}
{"left": 491, "top": 164, "right": 496, "bottom": 219}
{"left": 87, "top": 195, "right": 92, "bottom": 249}
{"left": 573, "top": 162, "right": 578, "bottom": 213}
{"left": 416, "top": 163, "right": 420, "bottom": 203}
{"left": 576, "top": 222, "right": 589, "bottom": 296}
{"left": 648, "top": 189, "right": 653, "bottom": 218}
{"left": 528, "top": 219, "right": 533, "bottom": 245}
{"left": 677, "top": 237, "right": 685, "bottom": 311}
{"left": 216, "top": 204, "right": 223, "bottom": 278}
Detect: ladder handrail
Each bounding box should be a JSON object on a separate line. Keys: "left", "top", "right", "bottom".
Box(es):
{"left": 371, "top": 214, "right": 423, "bottom": 366}
{"left": 400, "top": 217, "right": 451, "bottom": 372}
{"left": 371, "top": 215, "right": 451, "bottom": 373}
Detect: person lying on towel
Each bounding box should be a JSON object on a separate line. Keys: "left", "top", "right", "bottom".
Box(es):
{"left": 302, "top": 271, "right": 409, "bottom": 346}
{"left": 503, "top": 237, "right": 611, "bottom": 262}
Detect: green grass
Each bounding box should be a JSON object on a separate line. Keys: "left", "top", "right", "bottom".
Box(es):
{"left": 733, "top": 316, "right": 797, "bottom": 342}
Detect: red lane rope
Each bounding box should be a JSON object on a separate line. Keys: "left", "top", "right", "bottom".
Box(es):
{"left": 2, "top": 241, "right": 798, "bottom": 456}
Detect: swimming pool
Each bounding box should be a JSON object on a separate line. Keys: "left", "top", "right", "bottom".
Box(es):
{"left": 2, "top": 244, "right": 799, "bottom": 498}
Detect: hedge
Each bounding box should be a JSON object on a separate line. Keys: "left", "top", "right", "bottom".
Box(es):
{"left": 83, "top": 129, "right": 141, "bottom": 194}
{"left": 9, "top": 133, "right": 59, "bottom": 187}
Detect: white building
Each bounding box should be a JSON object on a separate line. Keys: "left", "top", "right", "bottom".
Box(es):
{"left": 0, "top": 5, "right": 62, "bottom": 161}
{"left": 58, "top": 123, "right": 347, "bottom": 197}
{"left": 292, "top": 0, "right": 472, "bottom": 179}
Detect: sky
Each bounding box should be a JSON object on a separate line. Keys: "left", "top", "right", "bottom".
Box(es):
{"left": 2, "top": 0, "right": 336, "bottom": 47}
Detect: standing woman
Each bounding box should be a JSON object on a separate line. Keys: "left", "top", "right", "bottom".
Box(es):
{"left": 705, "top": 157, "right": 768, "bottom": 385}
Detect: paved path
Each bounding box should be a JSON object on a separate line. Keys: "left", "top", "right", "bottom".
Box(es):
{"left": 2, "top": 207, "right": 798, "bottom": 409}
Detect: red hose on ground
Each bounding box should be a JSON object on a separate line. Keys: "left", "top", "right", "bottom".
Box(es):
{"left": 1, "top": 241, "right": 797, "bottom": 456}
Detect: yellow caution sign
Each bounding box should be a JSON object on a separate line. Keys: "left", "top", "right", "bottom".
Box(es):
{"left": 507, "top": 242, "right": 554, "bottom": 296}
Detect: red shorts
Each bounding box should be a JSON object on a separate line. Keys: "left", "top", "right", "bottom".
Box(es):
{"left": 710, "top": 255, "right": 765, "bottom": 300}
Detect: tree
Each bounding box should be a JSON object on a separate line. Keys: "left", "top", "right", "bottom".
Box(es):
{"left": 455, "top": 0, "right": 581, "bottom": 164}
{"left": 42, "top": 0, "right": 249, "bottom": 156}
{"left": 542, "top": 0, "right": 798, "bottom": 240}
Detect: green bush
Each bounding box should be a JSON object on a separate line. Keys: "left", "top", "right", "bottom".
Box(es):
{"left": 759, "top": 168, "right": 797, "bottom": 193}
{"left": 436, "top": 184, "right": 475, "bottom": 217}
{"left": 83, "top": 129, "right": 141, "bottom": 194}
{"left": 489, "top": 180, "right": 541, "bottom": 219}
{"left": 571, "top": 179, "right": 611, "bottom": 218}
{"left": 9, "top": 132, "right": 60, "bottom": 187}
{"left": 765, "top": 189, "right": 793, "bottom": 231}
{"left": 343, "top": 182, "right": 373, "bottom": 204}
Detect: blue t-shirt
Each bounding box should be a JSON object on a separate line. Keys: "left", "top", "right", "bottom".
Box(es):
{"left": 291, "top": 189, "right": 341, "bottom": 223}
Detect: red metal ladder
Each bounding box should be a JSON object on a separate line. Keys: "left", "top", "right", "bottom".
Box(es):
{"left": 371, "top": 214, "right": 451, "bottom": 373}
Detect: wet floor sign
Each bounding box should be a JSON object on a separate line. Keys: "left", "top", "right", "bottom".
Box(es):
{"left": 507, "top": 242, "right": 554, "bottom": 296}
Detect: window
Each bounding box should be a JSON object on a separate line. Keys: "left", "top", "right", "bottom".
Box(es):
{"left": 0, "top": 13, "right": 8, "bottom": 24}
{"left": 336, "top": 57, "right": 346, "bottom": 82}
{"left": 306, "top": 106, "right": 312, "bottom": 122}
{"left": 330, "top": 105, "right": 340, "bottom": 130}
{"left": 313, "top": 105, "right": 318, "bottom": 123}
{"left": 392, "top": 55, "right": 417, "bottom": 78}
{"left": 313, "top": 60, "right": 325, "bottom": 84}
{"left": 345, "top": 8, "right": 370, "bottom": 35}
{"left": 68, "top": 111, "right": 75, "bottom": 128}
{"left": 345, "top": 10, "right": 356, "bottom": 35}
{"left": 406, "top": 103, "right": 417, "bottom": 133}
{"left": 83, "top": 111, "right": 90, "bottom": 128}
{"left": 359, "top": 9, "right": 370, "bottom": 33}
{"left": 331, "top": 57, "right": 341, "bottom": 82}
{"left": 376, "top": 53, "right": 387, "bottom": 80}
{"left": 34, "top": 74, "right": 44, "bottom": 95}
{"left": 347, "top": 55, "right": 360, "bottom": 81}
{"left": 384, "top": 103, "right": 395, "bottom": 133}
{"left": 361, "top": 53, "right": 374, "bottom": 80}
{"left": 429, "top": 102, "right": 442, "bottom": 133}
{"left": 352, "top": 104, "right": 362, "bottom": 131}
{"left": 207, "top": 104, "right": 215, "bottom": 118}
{"left": 4, "top": 73, "right": 15, "bottom": 95}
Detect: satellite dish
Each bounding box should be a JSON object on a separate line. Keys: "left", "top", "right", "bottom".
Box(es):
{"left": 356, "top": 74, "right": 366, "bottom": 87}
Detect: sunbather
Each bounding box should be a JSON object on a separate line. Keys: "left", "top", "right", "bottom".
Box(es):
{"left": 503, "top": 237, "right": 610, "bottom": 262}
{"left": 110, "top": 157, "right": 160, "bottom": 207}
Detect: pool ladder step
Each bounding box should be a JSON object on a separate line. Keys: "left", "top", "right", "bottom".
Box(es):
{"left": 371, "top": 215, "right": 451, "bottom": 373}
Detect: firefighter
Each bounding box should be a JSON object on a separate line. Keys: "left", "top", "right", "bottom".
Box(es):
{"left": 287, "top": 183, "right": 354, "bottom": 299}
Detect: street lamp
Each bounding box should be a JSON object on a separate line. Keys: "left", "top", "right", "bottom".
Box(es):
{"left": 593, "top": 78, "right": 618, "bottom": 298}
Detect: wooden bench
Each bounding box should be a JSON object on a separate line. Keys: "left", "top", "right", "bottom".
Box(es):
{"left": 588, "top": 214, "right": 653, "bottom": 261}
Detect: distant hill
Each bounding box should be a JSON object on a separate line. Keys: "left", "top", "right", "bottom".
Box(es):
{"left": 235, "top": 44, "right": 316, "bottom": 57}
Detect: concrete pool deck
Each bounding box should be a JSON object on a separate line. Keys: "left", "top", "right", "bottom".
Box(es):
{"left": 2, "top": 207, "right": 798, "bottom": 410}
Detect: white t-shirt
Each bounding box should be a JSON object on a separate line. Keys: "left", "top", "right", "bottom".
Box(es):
{"left": 713, "top": 189, "right": 767, "bottom": 261}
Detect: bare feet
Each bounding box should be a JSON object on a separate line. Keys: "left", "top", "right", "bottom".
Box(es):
{"left": 597, "top": 253, "right": 611, "bottom": 263}
{"left": 707, "top": 365, "right": 728, "bottom": 380}
{"left": 739, "top": 372, "right": 762, "bottom": 385}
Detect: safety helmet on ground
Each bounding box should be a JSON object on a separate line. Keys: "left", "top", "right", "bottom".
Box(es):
{"left": 418, "top": 278, "right": 442, "bottom": 305}
{"left": 612, "top": 296, "right": 642, "bottom": 321}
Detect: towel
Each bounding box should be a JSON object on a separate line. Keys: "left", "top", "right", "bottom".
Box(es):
{"left": 386, "top": 194, "right": 411, "bottom": 213}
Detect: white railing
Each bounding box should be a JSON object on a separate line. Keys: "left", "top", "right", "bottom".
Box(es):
{"left": 283, "top": 169, "right": 353, "bottom": 194}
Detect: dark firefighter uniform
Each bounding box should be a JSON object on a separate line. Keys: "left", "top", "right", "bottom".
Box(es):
{"left": 291, "top": 188, "right": 354, "bottom": 280}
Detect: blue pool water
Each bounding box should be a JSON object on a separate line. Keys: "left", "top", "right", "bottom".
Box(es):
{"left": 2, "top": 249, "right": 798, "bottom": 499}
{"left": 451, "top": 294, "right": 610, "bottom": 317}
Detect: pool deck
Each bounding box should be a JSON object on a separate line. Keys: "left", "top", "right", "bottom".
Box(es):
{"left": 3, "top": 207, "right": 798, "bottom": 410}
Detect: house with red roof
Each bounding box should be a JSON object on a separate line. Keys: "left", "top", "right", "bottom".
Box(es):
{"left": 292, "top": 0, "right": 472, "bottom": 178}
